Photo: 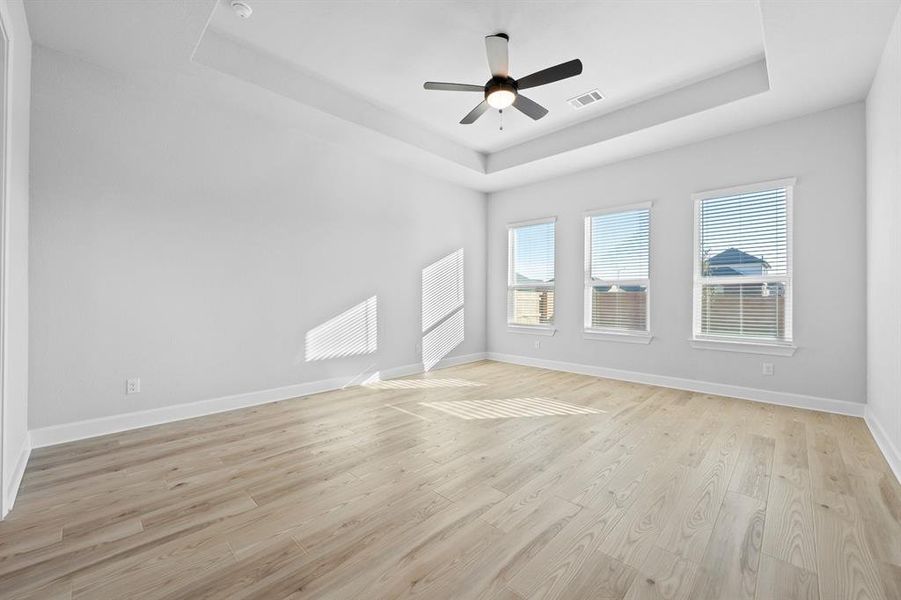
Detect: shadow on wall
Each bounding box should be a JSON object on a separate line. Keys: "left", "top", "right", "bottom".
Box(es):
{"left": 305, "top": 296, "right": 378, "bottom": 361}
{"left": 422, "top": 249, "right": 465, "bottom": 371}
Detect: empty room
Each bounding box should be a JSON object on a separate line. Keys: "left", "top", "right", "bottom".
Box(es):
{"left": 0, "top": 0, "right": 900, "bottom": 598}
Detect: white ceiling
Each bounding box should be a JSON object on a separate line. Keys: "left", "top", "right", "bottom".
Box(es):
{"left": 22, "top": 0, "right": 901, "bottom": 192}
{"left": 208, "top": 0, "right": 765, "bottom": 153}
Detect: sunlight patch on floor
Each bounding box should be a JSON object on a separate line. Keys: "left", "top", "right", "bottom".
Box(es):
{"left": 419, "top": 397, "right": 605, "bottom": 420}
{"left": 366, "top": 378, "right": 485, "bottom": 389}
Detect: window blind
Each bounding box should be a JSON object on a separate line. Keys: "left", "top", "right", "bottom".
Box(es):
{"left": 508, "top": 220, "right": 555, "bottom": 327}
{"left": 585, "top": 207, "right": 650, "bottom": 333}
{"left": 694, "top": 184, "right": 791, "bottom": 342}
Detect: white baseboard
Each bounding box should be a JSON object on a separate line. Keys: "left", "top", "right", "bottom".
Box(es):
{"left": 865, "top": 407, "right": 901, "bottom": 484}
{"left": 29, "top": 352, "right": 488, "bottom": 449}
{"left": 2, "top": 434, "right": 32, "bottom": 519}
{"left": 378, "top": 352, "right": 484, "bottom": 380}
{"left": 487, "top": 352, "right": 865, "bottom": 417}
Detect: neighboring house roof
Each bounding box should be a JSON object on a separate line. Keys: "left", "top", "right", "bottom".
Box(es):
{"left": 707, "top": 247, "right": 770, "bottom": 269}
{"left": 707, "top": 265, "right": 744, "bottom": 277}
{"left": 514, "top": 273, "right": 554, "bottom": 284}
{"left": 592, "top": 284, "right": 645, "bottom": 293}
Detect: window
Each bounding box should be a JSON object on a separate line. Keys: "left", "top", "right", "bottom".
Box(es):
{"left": 508, "top": 218, "right": 555, "bottom": 330}
{"left": 692, "top": 179, "right": 794, "bottom": 348}
{"left": 584, "top": 204, "right": 650, "bottom": 338}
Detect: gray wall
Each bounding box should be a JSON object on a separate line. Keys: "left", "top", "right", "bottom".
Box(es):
{"left": 866, "top": 6, "right": 901, "bottom": 464}
{"left": 488, "top": 103, "right": 867, "bottom": 405}
{"left": 28, "top": 47, "right": 487, "bottom": 429}
{"left": 1, "top": 0, "right": 30, "bottom": 513}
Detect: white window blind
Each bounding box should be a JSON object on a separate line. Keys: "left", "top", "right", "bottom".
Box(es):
{"left": 584, "top": 206, "right": 650, "bottom": 334}
{"left": 508, "top": 219, "right": 555, "bottom": 327}
{"left": 693, "top": 180, "right": 793, "bottom": 343}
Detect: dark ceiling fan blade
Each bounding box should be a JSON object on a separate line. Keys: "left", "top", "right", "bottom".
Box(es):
{"left": 485, "top": 33, "right": 509, "bottom": 77}
{"left": 512, "top": 94, "right": 549, "bottom": 120}
{"left": 423, "top": 82, "right": 485, "bottom": 92}
{"left": 460, "top": 100, "right": 490, "bottom": 124}
{"left": 516, "top": 59, "right": 583, "bottom": 90}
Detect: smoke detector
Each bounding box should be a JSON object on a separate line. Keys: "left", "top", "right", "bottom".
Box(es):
{"left": 231, "top": 0, "right": 253, "bottom": 19}
{"left": 568, "top": 89, "right": 604, "bottom": 110}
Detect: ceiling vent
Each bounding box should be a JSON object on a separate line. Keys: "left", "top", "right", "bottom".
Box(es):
{"left": 568, "top": 89, "right": 604, "bottom": 110}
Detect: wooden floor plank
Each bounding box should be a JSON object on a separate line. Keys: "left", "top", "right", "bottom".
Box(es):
{"left": 813, "top": 489, "right": 889, "bottom": 600}
{"left": 729, "top": 434, "right": 775, "bottom": 501}
{"left": 622, "top": 546, "right": 699, "bottom": 600}
{"left": 762, "top": 475, "right": 817, "bottom": 572}
{"left": 688, "top": 491, "right": 766, "bottom": 600}
{"left": 755, "top": 554, "right": 819, "bottom": 600}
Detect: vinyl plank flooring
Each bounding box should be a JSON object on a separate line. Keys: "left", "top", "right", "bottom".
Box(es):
{"left": 761, "top": 475, "right": 817, "bottom": 572}
{"left": 688, "top": 491, "right": 766, "bottom": 600}
{"left": 0, "top": 361, "right": 897, "bottom": 599}
{"left": 654, "top": 456, "right": 734, "bottom": 564}
{"left": 755, "top": 554, "right": 819, "bottom": 600}
{"left": 622, "top": 546, "right": 699, "bottom": 600}
{"left": 730, "top": 434, "right": 775, "bottom": 501}
{"left": 813, "top": 489, "right": 889, "bottom": 600}
{"left": 506, "top": 491, "right": 636, "bottom": 598}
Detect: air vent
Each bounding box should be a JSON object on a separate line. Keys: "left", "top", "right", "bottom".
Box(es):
{"left": 568, "top": 89, "right": 604, "bottom": 110}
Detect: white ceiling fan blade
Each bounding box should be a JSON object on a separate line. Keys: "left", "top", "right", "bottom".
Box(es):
{"left": 513, "top": 94, "right": 548, "bottom": 120}
{"left": 485, "top": 34, "right": 509, "bottom": 77}
{"left": 460, "top": 100, "right": 490, "bottom": 124}
{"left": 424, "top": 82, "right": 484, "bottom": 92}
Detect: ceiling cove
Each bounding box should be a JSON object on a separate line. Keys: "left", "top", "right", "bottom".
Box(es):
{"left": 193, "top": 1, "right": 773, "bottom": 190}
{"left": 24, "top": 0, "right": 900, "bottom": 192}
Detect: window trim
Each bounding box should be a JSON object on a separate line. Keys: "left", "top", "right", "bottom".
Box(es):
{"left": 583, "top": 202, "right": 652, "bottom": 339}
{"left": 508, "top": 324, "right": 558, "bottom": 336}
{"left": 689, "top": 337, "right": 796, "bottom": 356}
{"left": 507, "top": 216, "right": 556, "bottom": 330}
{"left": 507, "top": 215, "right": 557, "bottom": 228}
{"left": 691, "top": 177, "right": 795, "bottom": 349}
{"left": 584, "top": 330, "right": 653, "bottom": 344}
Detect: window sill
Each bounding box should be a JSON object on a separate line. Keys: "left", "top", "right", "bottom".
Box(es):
{"left": 583, "top": 330, "right": 653, "bottom": 344}
{"left": 508, "top": 324, "right": 557, "bottom": 337}
{"left": 690, "top": 337, "right": 796, "bottom": 356}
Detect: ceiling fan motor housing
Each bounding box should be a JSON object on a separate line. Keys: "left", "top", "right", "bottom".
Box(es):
{"left": 423, "top": 30, "right": 582, "bottom": 123}
{"left": 485, "top": 77, "right": 517, "bottom": 109}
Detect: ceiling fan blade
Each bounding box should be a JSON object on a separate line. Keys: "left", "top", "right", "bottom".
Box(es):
{"left": 512, "top": 94, "right": 548, "bottom": 120}
{"left": 460, "top": 100, "right": 490, "bottom": 124}
{"left": 516, "top": 59, "right": 583, "bottom": 90}
{"left": 423, "top": 82, "right": 485, "bottom": 92}
{"left": 485, "top": 34, "right": 509, "bottom": 77}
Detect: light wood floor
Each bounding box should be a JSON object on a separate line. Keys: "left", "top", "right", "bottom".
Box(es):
{"left": 1, "top": 361, "right": 899, "bottom": 600}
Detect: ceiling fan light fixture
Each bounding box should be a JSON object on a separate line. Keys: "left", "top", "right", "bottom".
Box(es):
{"left": 423, "top": 32, "right": 583, "bottom": 125}
{"left": 486, "top": 89, "right": 516, "bottom": 109}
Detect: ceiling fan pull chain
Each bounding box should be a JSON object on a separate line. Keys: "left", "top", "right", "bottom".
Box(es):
{"left": 499, "top": 109, "right": 504, "bottom": 131}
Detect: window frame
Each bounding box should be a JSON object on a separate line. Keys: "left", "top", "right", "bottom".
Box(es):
{"left": 507, "top": 216, "right": 557, "bottom": 334}
{"left": 691, "top": 177, "right": 796, "bottom": 354}
{"left": 583, "top": 202, "right": 652, "bottom": 343}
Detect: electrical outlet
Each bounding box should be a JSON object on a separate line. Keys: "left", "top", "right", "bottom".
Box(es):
{"left": 762, "top": 363, "right": 774, "bottom": 376}
{"left": 534, "top": 338, "right": 541, "bottom": 349}
{"left": 126, "top": 377, "right": 141, "bottom": 394}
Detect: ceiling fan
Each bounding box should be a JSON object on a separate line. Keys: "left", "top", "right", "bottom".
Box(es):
{"left": 423, "top": 33, "right": 583, "bottom": 125}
